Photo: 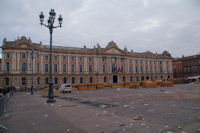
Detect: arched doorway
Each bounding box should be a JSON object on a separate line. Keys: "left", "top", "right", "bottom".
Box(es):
{"left": 113, "top": 75, "right": 118, "bottom": 83}
{"left": 141, "top": 76, "right": 144, "bottom": 81}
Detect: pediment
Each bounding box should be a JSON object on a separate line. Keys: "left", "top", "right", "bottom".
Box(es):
{"left": 103, "top": 48, "right": 123, "bottom": 55}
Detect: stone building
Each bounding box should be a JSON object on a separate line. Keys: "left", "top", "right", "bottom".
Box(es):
{"left": 0, "top": 36, "right": 173, "bottom": 90}
{"left": 173, "top": 54, "right": 200, "bottom": 79}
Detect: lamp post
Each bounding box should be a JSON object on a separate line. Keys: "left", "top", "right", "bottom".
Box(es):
{"left": 39, "top": 9, "right": 63, "bottom": 103}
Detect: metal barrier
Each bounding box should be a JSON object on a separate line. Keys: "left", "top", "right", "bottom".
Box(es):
{"left": 0, "top": 90, "right": 13, "bottom": 116}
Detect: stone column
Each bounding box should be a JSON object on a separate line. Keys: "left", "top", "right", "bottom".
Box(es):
{"left": 84, "top": 56, "right": 87, "bottom": 73}
{"left": 156, "top": 60, "right": 159, "bottom": 73}
{"left": 59, "top": 54, "right": 62, "bottom": 74}
{"left": 17, "top": 52, "right": 20, "bottom": 72}
{"left": 163, "top": 60, "right": 167, "bottom": 73}
{"left": 152, "top": 60, "right": 155, "bottom": 74}
{"left": 68, "top": 55, "right": 71, "bottom": 74}
{"left": 76, "top": 56, "right": 79, "bottom": 73}
{"left": 133, "top": 58, "right": 135, "bottom": 74}
{"left": 41, "top": 53, "right": 44, "bottom": 73}
{"left": 148, "top": 60, "right": 150, "bottom": 74}
{"left": 94, "top": 56, "right": 97, "bottom": 73}
{"left": 12, "top": 51, "right": 16, "bottom": 72}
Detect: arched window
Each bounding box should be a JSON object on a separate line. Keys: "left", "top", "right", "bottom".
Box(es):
{"left": 72, "top": 77, "right": 75, "bottom": 84}
{"left": 55, "top": 77, "right": 58, "bottom": 84}
{"left": 45, "top": 77, "right": 48, "bottom": 84}
{"left": 89, "top": 77, "right": 93, "bottom": 83}
{"left": 63, "top": 77, "right": 67, "bottom": 83}
{"left": 80, "top": 77, "right": 83, "bottom": 84}
{"left": 5, "top": 78, "right": 9, "bottom": 86}
{"left": 37, "top": 77, "right": 40, "bottom": 85}
{"left": 22, "top": 77, "right": 26, "bottom": 85}
{"left": 104, "top": 77, "right": 107, "bottom": 83}
{"left": 89, "top": 65, "right": 92, "bottom": 72}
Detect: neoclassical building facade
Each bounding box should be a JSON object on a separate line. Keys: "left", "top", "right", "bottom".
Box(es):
{"left": 0, "top": 36, "right": 173, "bottom": 90}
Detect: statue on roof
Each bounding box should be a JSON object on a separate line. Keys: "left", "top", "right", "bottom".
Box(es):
{"left": 106, "top": 41, "right": 118, "bottom": 49}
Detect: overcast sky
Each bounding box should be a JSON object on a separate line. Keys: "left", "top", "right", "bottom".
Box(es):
{"left": 0, "top": 0, "right": 200, "bottom": 58}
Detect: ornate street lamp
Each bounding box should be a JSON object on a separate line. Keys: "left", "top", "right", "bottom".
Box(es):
{"left": 39, "top": 9, "right": 63, "bottom": 103}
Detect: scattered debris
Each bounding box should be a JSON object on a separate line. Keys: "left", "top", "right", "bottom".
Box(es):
{"left": 164, "top": 125, "right": 169, "bottom": 128}
{"left": 124, "top": 105, "right": 130, "bottom": 108}
{"left": 133, "top": 116, "right": 143, "bottom": 120}
{"left": 59, "top": 104, "right": 76, "bottom": 108}
{"left": 120, "top": 124, "right": 125, "bottom": 126}
{"left": 66, "top": 129, "right": 70, "bottom": 132}
{"left": 44, "top": 114, "right": 48, "bottom": 117}
{"left": 144, "top": 104, "right": 149, "bottom": 106}
{"left": 177, "top": 125, "right": 182, "bottom": 129}
{"left": 99, "top": 104, "right": 112, "bottom": 108}
{"left": 96, "top": 124, "right": 101, "bottom": 127}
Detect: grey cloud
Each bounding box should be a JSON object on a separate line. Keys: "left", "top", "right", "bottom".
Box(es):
{"left": 0, "top": 0, "right": 200, "bottom": 57}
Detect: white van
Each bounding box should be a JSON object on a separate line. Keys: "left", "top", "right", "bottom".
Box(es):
{"left": 59, "top": 83, "right": 72, "bottom": 93}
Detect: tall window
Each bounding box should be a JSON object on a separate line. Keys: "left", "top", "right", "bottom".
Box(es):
{"left": 103, "top": 65, "right": 105, "bottom": 72}
{"left": 71, "top": 64, "right": 75, "bottom": 72}
{"left": 5, "top": 78, "right": 9, "bottom": 86}
{"left": 55, "top": 77, "right": 58, "bottom": 84}
{"left": 146, "top": 66, "right": 148, "bottom": 73}
{"left": 37, "top": 63, "right": 40, "bottom": 72}
{"left": 123, "top": 76, "right": 126, "bottom": 82}
{"left": 22, "top": 62, "right": 27, "bottom": 72}
{"left": 54, "top": 56, "right": 57, "bottom": 61}
{"left": 45, "top": 64, "right": 48, "bottom": 72}
{"left": 136, "top": 66, "right": 138, "bottom": 72}
{"left": 112, "top": 64, "right": 116, "bottom": 72}
{"left": 135, "top": 60, "right": 138, "bottom": 64}
{"left": 37, "top": 54, "right": 40, "bottom": 60}
{"left": 130, "top": 76, "right": 133, "bottom": 82}
{"left": 140, "top": 66, "right": 143, "bottom": 72}
{"left": 45, "top": 55, "right": 48, "bottom": 61}
{"left": 54, "top": 64, "right": 57, "bottom": 72}
{"left": 140, "top": 60, "right": 143, "bottom": 64}
{"left": 102, "top": 57, "right": 106, "bottom": 62}
{"left": 22, "top": 53, "right": 26, "bottom": 59}
{"left": 89, "top": 57, "right": 92, "bottom": 62}
{"left": 72, "top": 77, "right": 75, "bottom": 84}
{"left": 80, "top": 77, "right": 83, "bottom": 84}
{"left": 129, "top": 66, "right": 132, "bottom": 72}
{"left": 121, "top": 66, "right": 123, "bottom": 72}
{"left": 63, "top": 56, "right": 66, "bottom": 61}
{"left": 160, "top": 66, "right": 163, "bottom": 73}
{"left": 45, "top": 77, "right": 48, "bottom": 84}
{"left": 71, "top": 56, "right": 75, "bottom": 62}
{"left": 6, "top": 52, "right": 10, "bottom": 59}
{"left": 37, "top": 77, "right": 40, "bottom": 85}
{"left": 22, "top": 77, "right": 26, "bottom": 85}
{"left": 136, "top": 76, "right": 139, "bottom": 81}
{"left": 63, "top": 64, "right": 66, "bottom": 72}
{"left": 89, "top": 65, "right": 92, "bottom": 72}
{"left": 79, "top": 57, "right": 83, "bottom": 62}
{"left": 89, "top": 77, "right": 93, "bottom": 83}
{"left": 104, "top": 77, "right": 107, "bottom": 83}
{"left": 80, "top": 65, "right": 83, "bottom": 72}
{"left": 160, "top": 61, "right": 162, "bottom": 64}
{"left": 63, "top": 77, "right": 67, "bottom": 83}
